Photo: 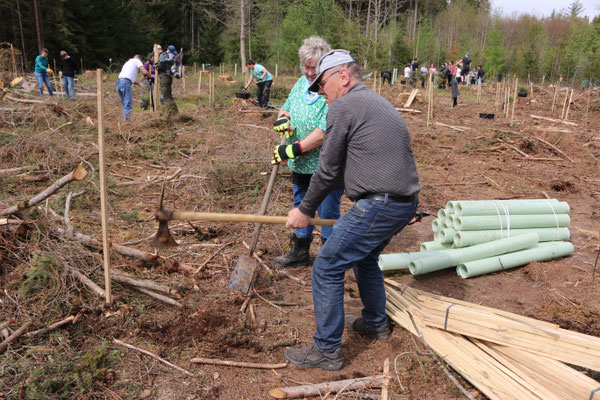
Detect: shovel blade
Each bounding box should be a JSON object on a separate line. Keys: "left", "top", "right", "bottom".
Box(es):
{"left": 227, "top": 255, "right": 258, "bottom": 295}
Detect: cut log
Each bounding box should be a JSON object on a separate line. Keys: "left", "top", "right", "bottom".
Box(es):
{"left": 1, "top": 164, "right": 88, "bottom": 216}
{"left": 10, "top": 77, "right": 23, "bottom": 87}
{"left": 0, "top": 165, "right": 36, "bottom": 176}
{"left": 434, "top": 122, "right": 470, "bottom": 132}
{"left": 268, "top": 375, "right": 385, "bottom": 399}
{"left": 111, "top": 268, "right": 181, "bottom": 298}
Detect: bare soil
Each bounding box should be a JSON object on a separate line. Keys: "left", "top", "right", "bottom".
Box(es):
{"left": 1, "top": 73, "right": 599, "bottom": 399}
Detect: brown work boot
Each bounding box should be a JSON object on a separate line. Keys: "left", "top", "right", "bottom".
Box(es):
{"left": 273, "top": 234, "right": 312, "bottom": 267}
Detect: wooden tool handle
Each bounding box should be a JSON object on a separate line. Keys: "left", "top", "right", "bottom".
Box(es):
{"left": 171, "top": 211, "right": 336, "bottom": 226}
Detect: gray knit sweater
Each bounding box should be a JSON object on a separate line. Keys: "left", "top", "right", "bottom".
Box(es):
{"left": 299, "top": 82, "right": 420, "bottom": 215}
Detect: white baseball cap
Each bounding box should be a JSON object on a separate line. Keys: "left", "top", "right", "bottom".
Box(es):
{"left": 308, "top": 49, "right": 355, "bottom": 92}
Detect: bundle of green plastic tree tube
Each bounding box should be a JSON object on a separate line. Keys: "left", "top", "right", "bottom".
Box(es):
{"left": 378, "top": 199, "right": 573, "bottom": 278}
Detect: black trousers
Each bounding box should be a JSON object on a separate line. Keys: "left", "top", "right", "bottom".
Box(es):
{"left": 381, "top": 74, "right": 392, "bottom": 86}
{"left": 257, "top": 80, "right": 273, "bottom": 108}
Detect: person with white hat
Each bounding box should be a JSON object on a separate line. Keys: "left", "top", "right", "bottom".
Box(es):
{"left": 284, "top": 49, "right": 420, "bottom": 370}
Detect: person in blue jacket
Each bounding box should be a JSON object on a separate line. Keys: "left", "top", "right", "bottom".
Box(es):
{"left": 34, "top": 48, "right": 54, "bottom": 97}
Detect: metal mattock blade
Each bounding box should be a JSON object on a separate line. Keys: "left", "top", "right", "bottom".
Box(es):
{"left": 227, "top": 255, "right": 257, "bottom": 295}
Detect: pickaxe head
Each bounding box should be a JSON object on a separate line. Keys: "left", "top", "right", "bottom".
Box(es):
{"left": 150, "top": 209, "right": 178, "bottom": 248}
{"left": 150, "top": 176, "right": 178, "bottom": 248}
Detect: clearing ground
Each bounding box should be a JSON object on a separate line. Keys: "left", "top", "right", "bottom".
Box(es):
{"left": 1, "top": 71, "right": 599, "bottom": 399}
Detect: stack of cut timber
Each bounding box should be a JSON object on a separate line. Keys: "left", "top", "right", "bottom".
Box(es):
{"left": 385, "top": 280, "right": 600, "bottom": 400}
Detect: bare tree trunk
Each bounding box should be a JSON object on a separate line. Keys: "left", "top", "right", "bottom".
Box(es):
{"left": 16, "top": 0, "right": 27, "bottom": 70}
{"left": 34, "top": 0, "right": 43, "bottom": 52}
{"left": 240, "top": 0, "right": 247, "bottom": 72}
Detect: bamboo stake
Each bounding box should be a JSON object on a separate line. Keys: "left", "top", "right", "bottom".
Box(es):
{"left": 585, "top": 85, "right": 591, "bottom": 124}
{"left": 53, "top": 59, "right": 59, "bottom": 96}
{"left": 191, "top": 357, "right": 287, "bottom": 369}
{"left": 97, "top": 69, "right": 112, "bottom": 304}
{"left": 564, "top": 89, "right": 573, "bottom": 120}
{"left": 551, "top": 83, "right": 559, "bottom": 113}
{"left": 510, "top": 78, "right": 518, "bottom": 127}
{"left": 198, "top": 70, "right": 202, "bottom": 95}
{"left": 560, "top": 88, "right": 569, "bottom": 119}
{"left": 182, "top": 66, "right": 186, "bottom": 93}
{"left": 10, "top": 44, "right": 17, "bottom": 77}
{"left": 381, "top": 358, "right": 390, "bottom": 400}
{"left": 505, "top": 86, "right": 510, "bottom": 118}
{"left": 153, "top": 44, "right": 160, "bottom": 112}
{"left": 113, "top": 339, "right": 193, "bottom": 376}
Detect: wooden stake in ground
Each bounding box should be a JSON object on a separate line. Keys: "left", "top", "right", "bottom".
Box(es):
{"left": 53, "top": 59, "right": 59, "bottom": 96}
{"left": 10, "top": 44, "right": 17, "bottom": 77}
{"left": 564, "top": 89, "right": 574, "bottom": 120}
{"left": 182, "top": 66, "right": 185, "bottom": 93}
{"left": 585, "top": 84, "right": 591, "bottom": 124}
{"left": 382, "top": 358, "right": 390, "bottom": 400}
{"left": 510, "top": 78, "right": 518, "bottom": 127}
{"left": 97, "top": 69, "right": 112, "bottom": 304}
{"left": 551, "top": 83, "right": 559, "bottom": 113}
{"left": 197, "top": 70, "right": 202, "bottom": 95}
{"left": 560, "top": 87, "right": 569, "bottom": 119}
{"left": 153, "top": 44, "right": 160, "bottom": 112}
{"left": 504, "top": 84, "right": 510, "bottom": 119}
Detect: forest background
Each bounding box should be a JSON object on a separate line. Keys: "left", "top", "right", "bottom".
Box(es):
{"left": 0, "top": 0, "right": 599, "bottom": 86}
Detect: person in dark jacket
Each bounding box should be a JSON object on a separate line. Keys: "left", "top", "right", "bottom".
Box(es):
{"left": 477, "top": 65, "right": 485, "bottom": 83}
{"left": 381, "top": 70, "right": 392, "bottom": 86}
{"left": 451, "top": 76, "right": 460, "bottom": 107}
{"left": 60, "top": 51, "right": 78, "bottom": 99}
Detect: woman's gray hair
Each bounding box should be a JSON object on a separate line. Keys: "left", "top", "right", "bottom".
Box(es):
{"left": 298, "top": 36, "right": 331, "bottom": 65}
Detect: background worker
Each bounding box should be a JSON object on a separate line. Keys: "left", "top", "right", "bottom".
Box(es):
{"left": 34, "top": 48, "right": 54, "bottom": 97}
{"left": 60, "top": 50, "right": 78, "bottom": 99}
{"left": 157, "top": 45, "right": 178, "bottom": 113}
{"left": 141, "top": 52, "right": 156, "bottom": 110}
{"left": 461, "top": 52, "right": 472, "bottom": 84}
{"left": 271, "top": 36, "right": 343, "bottom": 268}
{"left": 243, "top": 60, "right": 273, "bottom": 108}
{"left": 116, "top": 54, "right": 150, "bottom": 121}
{"left": 284, "top": 50, "right": 420, "bottom": 371}
{"left": 381, "top": 70, "right": 392, "bottom": 86}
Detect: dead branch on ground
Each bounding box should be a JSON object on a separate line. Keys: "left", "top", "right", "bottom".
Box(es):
{"left": 190, "top": 357, "right": 287, "bottom": 369}
{"left": 1, "top": 164, "right": 88, "bottom": 216}
{"left": 113, "top": 338, "right": 193, "bottom": 376}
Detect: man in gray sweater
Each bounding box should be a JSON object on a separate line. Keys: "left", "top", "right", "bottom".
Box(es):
{"left": 284, "top": 49, "right": 420, "bottom": 370}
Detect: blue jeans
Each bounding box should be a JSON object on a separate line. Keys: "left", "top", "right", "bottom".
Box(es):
{"left": 116, "top": 79, "right": 133, "bottom": 120}
{"left": 62, "top": 76, "right": 75, "bottom": 99}
{"left": 293, "top": 184, "right": 343, "bottom": 240}
{"left": 311, "top": 196, "right": 418, "bottom": 352}
{"left": 34, "top": 72, "right": 53, "bottom": 96}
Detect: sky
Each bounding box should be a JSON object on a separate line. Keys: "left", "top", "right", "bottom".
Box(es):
{"left": 491, "top": 0, "right": 600, "bottom": 19}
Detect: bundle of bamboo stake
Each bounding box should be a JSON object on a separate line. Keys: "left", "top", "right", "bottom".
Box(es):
{"left": 384, "top": 279, "right": 600, "bottom": 400}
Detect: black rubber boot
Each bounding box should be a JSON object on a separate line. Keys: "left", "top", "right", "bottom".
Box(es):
{"left": 273, "top": 234, "right": 312, "bottom": 267}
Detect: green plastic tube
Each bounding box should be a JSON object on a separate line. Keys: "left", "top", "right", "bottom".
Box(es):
{"left": 457, "top": 241, "right": 574, "bottom": 278}
{"left": 437, "top": 209, "right": 447, "bottom": 219}
{"left": 420, "top": 241, "right": 452, "bottom": 251}
{"left": 409, "top": 232, "right": 539, "bottom": 275}
{"left": 455, "top": 214, "right": 570, "bottom": 231}
{"left": 435, "top": 228, "right": 456, "bottom": 244}
{"left": 431, "top": 218, "right": 443, "bottom": 233}
{"left": 454, "top": 227, "right": 570, "bottom": 247}
{"left": 455, "top": 199, "right": 569, "bottom": 216}
{"left": 442, "top": 219, "right": 454, "bottom": 229}
{"left": 378, "top": 250, "right": 445, "bottom": 271}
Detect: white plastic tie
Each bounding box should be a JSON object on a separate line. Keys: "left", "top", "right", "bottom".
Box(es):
{"left": 543, "top": 200, "right": 561, "bottom": 240}
{"left": 492, "top": 202, "right": 505, "bottom": 238}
